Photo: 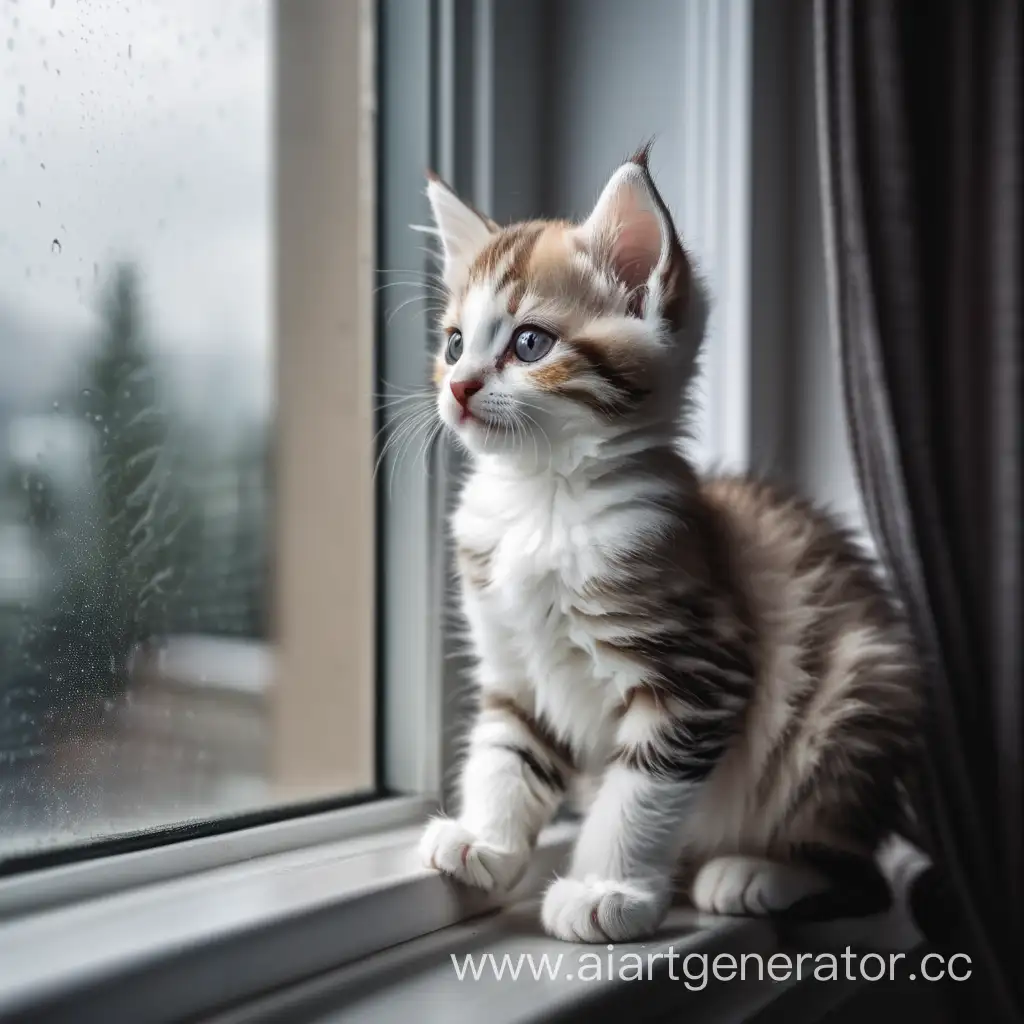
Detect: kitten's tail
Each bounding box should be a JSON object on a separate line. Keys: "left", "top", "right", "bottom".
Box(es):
{"left": 887, "top": 786, "right": 961, "bottom": 947}
{"left": 772, "top": 836, "right": 955, "bottom": 951}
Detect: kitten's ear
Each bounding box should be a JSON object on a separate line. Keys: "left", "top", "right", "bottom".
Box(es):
{"left": 424, "top": 172, "right": 497, "bottom": 290}
{"left": 577, "top": 147, "right": 689, "bottom": 325}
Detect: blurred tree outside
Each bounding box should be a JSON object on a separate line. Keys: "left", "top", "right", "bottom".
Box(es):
{"left": 83, "top": 265, "right": 186, "bottom": 639}
{"left": 22, "top": 264, "right": 193, "bottom": 737}
{"left": 0, "top": 264, "right": 272, "bottom": 826}
{"left": 170, "top": 421, "right": 271, "bottom": 638}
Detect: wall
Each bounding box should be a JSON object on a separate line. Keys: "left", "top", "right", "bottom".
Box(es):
{"left": 542, "top": 0, "right": 687, "bottom": 221}
{"left": 537, "top": 0, "right": 865, "bottom": 526}
{"left": 542, "top": 0, "right": 713, "bottom": 462}
{"left": 786, "top": 1, "right": 866, "bottom": 527}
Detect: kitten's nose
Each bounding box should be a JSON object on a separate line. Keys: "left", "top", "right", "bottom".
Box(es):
{"left": 450, "top": 377, "right": 483, "bottom": 409}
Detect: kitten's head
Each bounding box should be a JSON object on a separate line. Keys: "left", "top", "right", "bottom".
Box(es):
{"left": 427, "top": 147, "right": 707, "bottom": 462}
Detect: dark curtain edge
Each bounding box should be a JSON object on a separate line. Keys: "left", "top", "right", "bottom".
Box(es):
{"left": 811, "top": 1, "right": 1023, "bottom": 1020}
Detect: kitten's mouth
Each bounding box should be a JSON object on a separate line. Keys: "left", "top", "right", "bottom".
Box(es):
{"left": 458, "top": 409, "right": 506, "bottom": 432}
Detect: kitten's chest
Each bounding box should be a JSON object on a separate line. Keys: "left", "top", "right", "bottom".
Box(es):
{"left": 457, "top": 473, "right": 605, "bottom": 619}
{"left": 462, "top": 489, "right": 617, "bottom": 751}
{"left": 456, "top": 471, "right": 641, "bottom": 713}
{"left": 456, "top": 467, "right": 673, "bottom": 756}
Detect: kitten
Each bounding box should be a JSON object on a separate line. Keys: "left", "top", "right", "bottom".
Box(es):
{"left": 418, "top": 147, "right": 921, "bottom": 943}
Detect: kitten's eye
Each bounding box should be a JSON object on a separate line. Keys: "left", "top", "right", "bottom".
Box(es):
{"left": 445, "top": 330, "right": 463, "bottom": 365}
{"left": 512, "top": 326, "right": 555, "bottom": 363}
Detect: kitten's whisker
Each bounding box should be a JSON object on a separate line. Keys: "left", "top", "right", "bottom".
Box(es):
{"left": 376, "top": 263, "right": 447, "bottom": 287}
{"left": 374, "top": 406, "right": 435, "bottom": 480}
{"left": 394, "top": 418, "right": 438, "bottom": 500}
{"left": 375, "top": 417, "right": 419, "bottom": 480}
{"left": 377, "top": 378, "right": 436, "bottom": 397}
{"left": 411, "top": 407, "right": 439, "bottom": 466}
{"left": 373, "top": 280, "right": 430, "bottom": 296}
{"left": 385, "top": 403, "right": 441, "bottom": 499}
{"left": 517, "top": 407, "right": 553, "bottom": 471}
{"left": 417, "top": 420, "right": 444, "bottom": 476}
{"left": 375, "top": 393, "right": 435, "bottom": 413}
{"left": 384, "top": 415, "right": 432, "bottom": 499}
{"left": 371, "top": 403, "right": 434, "bottom": 452}
{"left": 518, "top": 410, "right": 540, "bottom": 467}
{"left": 384, "top": 295, "right": 446, "bottom": 327}
{"left": 373, "top": 393, "right": 434, "bottom": 426}
{"left": 374, "top": 268, "right": 448, "bottom": 302}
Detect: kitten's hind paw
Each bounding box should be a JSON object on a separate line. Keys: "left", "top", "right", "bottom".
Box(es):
{"left": 691, "top": 856, "right": 828, "bottom": 916}
{"left": 419, "top": 817, "right": 529, "bottom": 893}
{"left": 541, "top": 876, "right": 669, "bottom": 943}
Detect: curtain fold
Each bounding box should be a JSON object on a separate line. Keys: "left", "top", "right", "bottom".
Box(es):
{"left": 815, "top": 1, "right": 1022, "bottom": 1019}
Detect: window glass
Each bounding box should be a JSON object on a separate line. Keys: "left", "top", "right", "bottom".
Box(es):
{"left": 0, "top": 0, "right": 370, "bottom": 861}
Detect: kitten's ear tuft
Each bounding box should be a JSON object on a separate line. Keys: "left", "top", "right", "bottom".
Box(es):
{"left": 629, "top": 139, "right": 654, "bottom": 172}
{"left": 578, "top": 157, "right": 689, "bottom": 326}
{"left": 425, "top": 173, "right": 496, "bottom": 289}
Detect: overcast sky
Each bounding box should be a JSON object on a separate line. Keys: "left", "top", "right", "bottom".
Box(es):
{"left": 0, "top": 0, "right": 270, "bottom": 421}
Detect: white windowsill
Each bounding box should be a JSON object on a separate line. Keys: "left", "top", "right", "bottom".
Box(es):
{"left": 0, "top": 796, "right": 434, "bottom": 920}
{"left": 0, "top": 808, "right": 925, "bottom": 1024}
{"left": 0, "top": 815, "right": 577, "bottom": 1023}
{"left": 209, "top": 903, "right": 786, "bottom": 1024}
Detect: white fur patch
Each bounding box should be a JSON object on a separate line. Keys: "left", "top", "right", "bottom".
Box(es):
{"left": 615, "top": 692, "right": 664, "bottom": 749}
{"left": 691, "top": 856, "right": 829, "bottom": 916}
{"left": 426, "top": 179, "right": 494, "bottom": 290}
{"left": 419, "top": 817, "right": 530, "bottom": 892}
{"left": 542, "top": 875, "right": 667, "bottom": 943}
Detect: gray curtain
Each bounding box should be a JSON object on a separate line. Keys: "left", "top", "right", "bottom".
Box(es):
{"left": 816, "top": 0, "right": 1021, "bottom": 1020}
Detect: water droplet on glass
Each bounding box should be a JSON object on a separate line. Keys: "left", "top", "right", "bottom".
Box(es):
{"left": 16, "top": 101, "right": 25, "bottom": 117}
{"left": 6, "top": 40, "right": 13, "bottom": 53}
{"left": 81, "top": 388, "right": 92, "bottom": 398}
{"left": 52, "top": 400, "right": 60, "bottom": 410}
{"left": 40, "top": 162, "right": 46, "bottom": 170}
{"left": 128, "top": 43, "right": 132, "bottom": 59}
{"left": 51, "top": 238, "right": 61, "bottom": 254}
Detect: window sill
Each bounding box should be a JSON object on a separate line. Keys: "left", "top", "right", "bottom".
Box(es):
{"left": 200, "top": 846, "right": 928, "bottom": 1024}
{"left": 207, "top": 902, "right": 784, "bottom": 1024}
{"left": 0, "top": 813, "right": 575, "bottom": 1024}
{"left": 0, "top": 796, "right": 434, "bottom": 919}
{"left": 0, "top": 810, "right": 925, "bottom": 1024}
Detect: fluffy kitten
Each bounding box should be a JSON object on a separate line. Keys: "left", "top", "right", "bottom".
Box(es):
{"left": 418, "top": 147, "right": 921, "bottom": 943}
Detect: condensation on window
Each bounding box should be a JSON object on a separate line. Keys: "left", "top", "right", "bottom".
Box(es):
{"left": 0, "top": 0, "right": 277, "bottom": 857}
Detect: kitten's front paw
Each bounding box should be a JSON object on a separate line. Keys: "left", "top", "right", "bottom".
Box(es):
{"left": 419, "top": 817, "right": 529, "bottom": 892}
{"left": 541, "top": 876, "right": 669, "bottom": 943}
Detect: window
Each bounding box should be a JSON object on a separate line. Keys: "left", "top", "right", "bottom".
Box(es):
{"left": 0, "top": 3, "right": 890, "bottom": 1022}
{"left": 0, "top": 0, "right": 376, "bottom": 864}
